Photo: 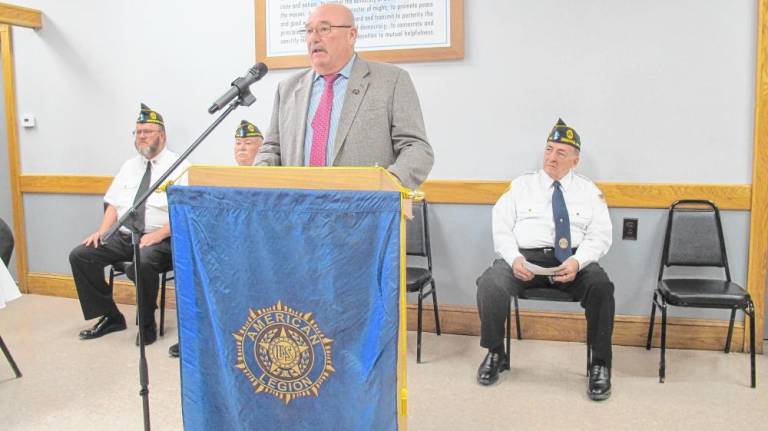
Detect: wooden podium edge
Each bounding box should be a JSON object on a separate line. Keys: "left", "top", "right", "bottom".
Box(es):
{"left": 187, "top": 165, "right": 408, "bottom": 193}
{"left": 398, "top": 196, "right": 408, "bottom": 430}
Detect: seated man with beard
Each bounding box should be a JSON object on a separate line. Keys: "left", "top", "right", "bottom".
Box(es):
{"left": 69, "top": 104, "right": 189, "bottom": 346}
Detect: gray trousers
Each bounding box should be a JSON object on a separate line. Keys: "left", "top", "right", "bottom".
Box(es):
{"left": 476, "top": 249, "right": 615, "bottom": 367}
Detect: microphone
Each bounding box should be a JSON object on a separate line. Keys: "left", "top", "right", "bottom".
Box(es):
{"left": 208, "top": 63, "right": 268, "bottom": 114}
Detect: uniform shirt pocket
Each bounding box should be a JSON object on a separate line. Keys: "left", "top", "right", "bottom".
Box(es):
{"left": 107, "top": 176, "right": 140, "bottom": 207}
{"left": 516, "top": 200, "right": 547, "bottom": 221}
{"left": 568, "top": 202, "right": 593, "bottom": 230}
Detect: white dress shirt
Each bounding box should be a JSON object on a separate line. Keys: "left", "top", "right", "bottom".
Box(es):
{"left": 492, "top": 169, "right": 612, "bottom": 271}
{"left": 0, "top": 261, "right": 21, "bottom": 308}
{"left": 104, "top": 147, "right": 190, "bottom": 234}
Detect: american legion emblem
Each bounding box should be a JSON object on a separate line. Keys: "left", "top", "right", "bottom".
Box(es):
{"left": 234, "top": 301, "right": 335, "bottom": 404}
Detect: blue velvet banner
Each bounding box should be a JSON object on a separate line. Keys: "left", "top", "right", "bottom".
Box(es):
{"left": 169, "top": 186, "right": 401, "bottom": 431}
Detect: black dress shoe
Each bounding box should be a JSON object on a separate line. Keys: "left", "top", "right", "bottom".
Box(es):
{"left": 477, "top": 351, "right": 508, "bottom": 386}
{"left": 79, "top": 314, "right": 127, "bottom": 340}
{"left": 169, "top": 343, "right": 179, "bottom": 358}
{"left": 135, "top": 322, "right": 158, "bottom": 346}
{"left": 587, "top": 365, "right": 611, "bottom": 401}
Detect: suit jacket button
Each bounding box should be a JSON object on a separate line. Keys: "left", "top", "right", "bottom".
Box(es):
{"left": 352, "top": 88, "right": 360, "bottom": 95}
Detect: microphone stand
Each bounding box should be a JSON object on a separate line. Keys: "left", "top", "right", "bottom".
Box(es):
{"left": 101, "top": 88, "right": 256, "bottom": 431}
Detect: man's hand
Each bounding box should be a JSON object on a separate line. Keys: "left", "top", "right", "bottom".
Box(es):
{"left": 139, "top": 230, "right": 168, "bottom": 248}
{"left": 512, "top": 256, "right": 535, "bottom": 281}
{"left": 82, "top": 231, "right": 105, "bottom": 248}
{"left": 552, "top": 258, "right": 579, "bottom": 283}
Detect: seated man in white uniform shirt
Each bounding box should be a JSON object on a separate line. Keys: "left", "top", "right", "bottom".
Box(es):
{"left": 69, "top": 104, "right": 189, "bottom": 346}
{"left": 475, "top": 119, "right": 615, "bottom": 400}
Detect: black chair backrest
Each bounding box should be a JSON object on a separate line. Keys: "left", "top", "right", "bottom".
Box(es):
{"left": 406, "top": 200, "right": 430, "bottom": 259}
{"left": 0, "top": 217, "right": 14, "bottom": 267}
{"left": 658, "top": 200, "right": 730, "bottom": 280}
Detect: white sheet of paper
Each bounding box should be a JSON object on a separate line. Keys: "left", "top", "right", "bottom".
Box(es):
{"left": 0, "top": 262, "right": 22, "bottom": 309}
{"left": 523, "top": 261, "right": 564, "bottom": 276}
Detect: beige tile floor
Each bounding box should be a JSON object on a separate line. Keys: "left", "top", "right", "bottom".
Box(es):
{"left": 1, "top": 294, "right": 766, "bottom": 431}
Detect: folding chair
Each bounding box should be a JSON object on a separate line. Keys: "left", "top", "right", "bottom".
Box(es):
{"left": 406, "top": 200, "right": 441, "bottom": 363}
{"left": 645, "top": 200, "right": 756, "bottom": 388}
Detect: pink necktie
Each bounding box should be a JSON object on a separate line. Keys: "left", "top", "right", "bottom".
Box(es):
{"left": 309, "top": 74, "right": 340, "bottom": 167}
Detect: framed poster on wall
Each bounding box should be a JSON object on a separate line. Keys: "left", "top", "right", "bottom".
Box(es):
{"left": 256, "top": 0, "right": 464, "bottom": 69}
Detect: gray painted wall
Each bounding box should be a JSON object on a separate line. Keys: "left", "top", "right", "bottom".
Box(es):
{"left": 26, "top": 193, "right": 751, "bottom": 322}
{"left": 418, "top": 204, "right": 750, "bottom": 321}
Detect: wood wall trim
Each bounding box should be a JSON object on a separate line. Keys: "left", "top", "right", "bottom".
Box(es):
{"left": 0, "top": 3, "right": 42, "bottom": 29}
{"left": 406, "top": 303, "right": 746, "bottom": 353}
{"left": 18, "top": 174, "right": 753, "bottom": 210}
{"left": 1, "top": 25, "right": 27, "bottom": 291}
{"left": 746, "top": 0, "right": 768, "bottom": 352}
{"left": 419, "top": 180, "right": 509, "bottom": 205}
{"left": 421, "top": 180, "right": 752, "bottom": 209}
{"left": 19, "top": 174, "right": 113, "bottom": 194}
{"left": 27, "top": 272, "right": 745, "bottom": 353}
{"left": 27, "top": 272, "right": 177, "bottom": 310}
{"left": 596, "top": 183, "right": 751, "bottom": 210}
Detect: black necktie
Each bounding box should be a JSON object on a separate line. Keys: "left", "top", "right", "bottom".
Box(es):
{"left": 129, "top": 161, "right": 152, "bottom": 233}
{"left": 552, "top": 181, "right": 572, "bottom": 263}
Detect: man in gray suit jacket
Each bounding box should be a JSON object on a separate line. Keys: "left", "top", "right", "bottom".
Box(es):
{"left": 255, "top": 3, "right": 434, "bottom": 190}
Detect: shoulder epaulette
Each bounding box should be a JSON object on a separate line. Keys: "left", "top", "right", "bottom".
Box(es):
{"left": 574, "top": 172, "right": 594, "bottom": 183}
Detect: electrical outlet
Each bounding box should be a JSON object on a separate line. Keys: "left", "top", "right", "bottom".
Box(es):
{"left": 622, "top": 218, "right": 638, "bottom": 240}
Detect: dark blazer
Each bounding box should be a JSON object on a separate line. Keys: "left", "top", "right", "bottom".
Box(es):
{"left": 0, "top": 217, "right": 14, "bottom": 266}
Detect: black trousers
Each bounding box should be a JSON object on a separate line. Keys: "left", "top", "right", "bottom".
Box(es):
{"left": 476, "top": 249, "right": 615, "bottom": 368}
{"left": 69, "top": 232, "right": 171, "bottom": 325}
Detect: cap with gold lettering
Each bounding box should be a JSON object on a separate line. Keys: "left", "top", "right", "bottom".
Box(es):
{"left": 137, "top": 103, "right": 164, "bottom": 127}
{"left": 547, "top": 118, "right": 580, "bottom": 150}
{"left": 235, "top": 120, "right": 262, "bottom": 138}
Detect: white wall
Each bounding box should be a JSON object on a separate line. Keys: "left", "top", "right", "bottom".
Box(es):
{"left": 8, "top": 0, "right": 757, "bottom": 182}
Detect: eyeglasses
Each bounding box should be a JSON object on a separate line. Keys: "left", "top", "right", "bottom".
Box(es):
{"left": 297, "top": 24, "right": 352, "bottom": 38}
{"left": 132, "top": 129, "right": 161, "bottom": 137}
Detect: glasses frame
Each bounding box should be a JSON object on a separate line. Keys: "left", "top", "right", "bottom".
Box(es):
{"left": 297, "top": 24, "right": 352, "bottom": 38}
{"left": 132, "top": 129, "right": 162, "bottom": 137}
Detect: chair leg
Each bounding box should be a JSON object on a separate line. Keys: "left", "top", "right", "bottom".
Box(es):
{"left": 159, "top": 273, "right": 167, "bottom": 336}
{"left": 513, "top": 296, "right": 522, "bottom": 340}
{"left": 108, "top": 268, "right": 115, "bottom": 291}
{"left": 0, "top": 335, "right": 22, "bottom": 378}
{"left": 430, "top": 280, "right": 441, "bottom": 336}
{"left": 586, "top": 327, "right": 592, "bottom": 376}
{"left": 748, "top": 302, "right": 756, "bottom": 388}
{"left": 659, "top": 301, "right": 667, "bottom": 383}
{"left": 416, "top": 288, "right": 424, "bottom": 364}
{"left": 505, "top": 299, "right": 511, "bottom": 370}
{"left": 646, "top": 291, "right": 657, "bottom": 350}
{"left": 724, "top": 308, "right": 736, "bottom": 354}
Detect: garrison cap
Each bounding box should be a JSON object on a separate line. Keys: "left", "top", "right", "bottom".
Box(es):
{"left": 547, "top": 118, "right": 580, "bottom": 150}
